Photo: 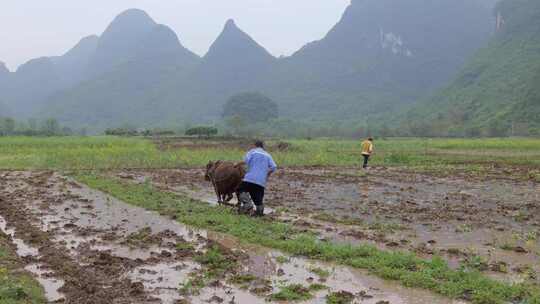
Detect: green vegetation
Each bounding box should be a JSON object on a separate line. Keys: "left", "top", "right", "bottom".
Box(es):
{"left": 0, "top": 117, "right": 75, "bottom": 137}
{"left": 222, "top": 92, "right": 278, "bottom": 124}
{"left": 104, "top": 127, "right": 175, "bottom": 137}
{"left": 275, "top": 256, "right": 290, "bottom": 264}
{"left": 175, "top": 242, "right": 195, "bottom": 252}
{"left": 368, "top": 222, "right": 404, "bottom": 233}
{"left": 0, "top": 234, "right": 45, "bottom": 304}
{"left": 269, "top": 283, "right": 330, "bottom": 301}
{"left": 180, "top": 245, "right": 238, "bottom": 296}
{"left": 75, "top": 174, "right": 540, "bottom": 304}
{"left": 122, "top": 227, "right": 156, "bottom": 248}
{"left": 228, "top": 274, "right": 257, "bottom": 287}
{"left": 408, "top": 0, "right": 540, "bottom": 137}
{"left": 184, "top": 126, "right": 218, "bottom": 137}
{"left": 1, "top": 136, "right": 539, "bottom": 170}
{"left": 178, "top": 275, "right": 205, "bottom": 296}
{"left": 14, "top": 0, "right": 492, "bottom": 136}
{"left": 308, "top": 283, "right": 327, "bottom": 291}
{"left": 311, "top": 213, "right": 364, "bottom": 226}
{"left": 193, "top": 246, "right": 237, "bottom": 278}
{"left": 269, "top": 284, "right": 313, "bottom": 302}
{"left": 222, "top": 92, "right": 279, "bottom": 136}
{"left": 309, "top": 267, "right": 331, "bottom": 280}
{"left": 326, "top": 291, "right": 355, "bottom": 304}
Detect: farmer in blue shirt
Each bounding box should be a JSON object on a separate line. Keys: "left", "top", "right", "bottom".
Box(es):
{"left": 238, "top": 140, "right": 277, "bottom": 216}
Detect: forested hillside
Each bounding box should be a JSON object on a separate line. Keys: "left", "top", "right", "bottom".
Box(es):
{"left": 0, "top": 1, "right": 498, "bottom": 134}
{"left": 407, "top": 0, "right": 540, "bottom": 136}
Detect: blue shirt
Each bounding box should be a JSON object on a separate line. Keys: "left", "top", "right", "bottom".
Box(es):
{"left": 243, "top": 148, "right": 277, "bottom": 188}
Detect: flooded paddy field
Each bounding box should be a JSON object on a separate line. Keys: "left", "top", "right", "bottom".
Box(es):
{"left": 122, "top": 165, "right": 540, "bottom": 287}
{"left": 1, "top": 136, "right": 539, "bottom": 303}
{"left": 0, "top": 170, "right": 470, "bottom": 304}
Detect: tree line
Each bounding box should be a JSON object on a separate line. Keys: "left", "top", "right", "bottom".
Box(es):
{"left": 0, "top": 117, "right": 79, "bottom": 136}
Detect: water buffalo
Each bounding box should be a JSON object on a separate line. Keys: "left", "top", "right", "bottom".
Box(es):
{"left": 205, "top": 160, "right": 245, "bottom": 205}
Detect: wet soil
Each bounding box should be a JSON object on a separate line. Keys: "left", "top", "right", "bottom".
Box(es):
{"left": 0, "top": 170, "right": 469, "bottom": 304}
{"left": 153, "top": 137, "right": 294, "bottom": 153}
{"left": 123, "top": 166, "right": 540, "bottom": 285}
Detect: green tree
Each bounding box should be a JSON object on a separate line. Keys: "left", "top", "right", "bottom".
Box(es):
{"left": 185, "top": 126, "right": 218, "bottom": 137}
{"left": 222, "top": 92, "right": 278, "bottom": 124}
{"left": 0, "top": 118, "right": 16, "bottom": 135}
{"left": 225, "top": 115, "right": 246, "bottom": 136}
{"left": 41, "top": 118, "right": 60, "bottom": 136}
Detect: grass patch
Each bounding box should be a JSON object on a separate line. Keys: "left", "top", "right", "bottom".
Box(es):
{"left": 122, "top": 227, "right": 155, "bottom": 248}
{"left": 175, "top": 242, "right": 195, "bottom": 252}
{"left": 194, "top": 246, "right": 237, "bottom": 278}
{"left": 0, "top": 235, "right": 45, "bottom": 304}
{"left": 309, "top": 266, "right": 331, "bottom": 280}
{"left": 180, "top": 245, "right": 239, "bottom": 295}
{"left": 269, "top": 284, "right": 313, "bottom": 302}
{"left": 368, "top": 221, "right": 404, "bottom": 233}
{"left": 462, "top": 256, "right": 489, "bottom": 272}
{"left": 178, "top": 275, "right": 205, "bottom": 296}
{"left": 275, "top": 256, "right": 290, "bottom": 264}
{"left": 75, "top": 174, "right": 540, "bottom": 304}
{"left": 312, "top": 213, "right": 363, "bottom": 226}
{"left": 228, "top": 274, "right": 257, "bottom": 286}
{"left": 308, "top": 283, "right": 328, "bottom": 291}
{"left": 1, "top": 136, "right": 539, "bottom": 171}
{"left": 326, "top": 291, "right": 355, "bottom": 304}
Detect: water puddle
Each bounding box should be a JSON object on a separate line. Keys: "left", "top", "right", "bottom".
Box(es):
{"left": 0, "top": 215, "right": 65, "bottom": 302}
{"left": 0, "top": 215, "right": 39, "bottom": 257}
{"left": 65, "top": 184, "right": 206, "bottom": 242}
{"left": 191, "top": 286, "right": 265, "bottom": 304}
{"left": 211, "top": 232, "right": 466, "bottom": 304}
{"left": 127, "top": 261, "right": 197, "bottom": 304}
{"left": 25, "top": 264, "right": 65, "bottom": 302}
{"left": 2, "top": 171, "right": 483, "bottom": 303}
{"left": 273, "top": 255, "right": 467, "bottom": 304}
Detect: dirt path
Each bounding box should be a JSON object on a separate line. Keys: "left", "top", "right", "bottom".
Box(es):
{"left": 124, "top": 166, "right": 540, "bottom": 285}
{"left": 0, "top": 170, "right": 469, "bottom": 304}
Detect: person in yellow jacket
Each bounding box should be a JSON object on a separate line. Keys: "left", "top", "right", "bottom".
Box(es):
{"left": 361, "top": 137, "right": 374, "bottom": 169}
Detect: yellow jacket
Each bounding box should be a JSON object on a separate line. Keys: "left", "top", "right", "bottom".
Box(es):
{"left": 361, "top": 140, "right": 373, "bottom": 155}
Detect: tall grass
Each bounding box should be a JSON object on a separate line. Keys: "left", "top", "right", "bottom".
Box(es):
{"left": 0, "top": 136, "right": 539, "bottom": 170}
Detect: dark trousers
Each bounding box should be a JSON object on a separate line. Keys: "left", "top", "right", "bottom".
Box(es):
{"left": 362, "top": 154, "right": 370, "bottom": 168}
{"left": 237, "top": 181, "right": 265, "bottom": 206}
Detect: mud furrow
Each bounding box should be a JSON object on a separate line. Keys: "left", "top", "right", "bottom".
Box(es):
{"left": 1, "top": 170, "right": 477, "bottom": 304}
{"left": 123, "top": 167, "right": 540, "bottom": 285}
{"left": 0, "top": 172, "right": 149, "bottom": 303}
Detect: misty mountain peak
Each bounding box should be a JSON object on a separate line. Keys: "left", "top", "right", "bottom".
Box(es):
{"left": 88, "top": 8, "right": 158, "bottom": 76}
{"left": 16, "top": 57, "right": 56, "bottom": 75}
{"left": 204, "top": 19, "right": 274, "bottom": 64}
{"left": 78, "top": 35, "right": 100, "bottom": 46}
{"left": 112, "top": 9, "right": 155, "bottom": 27}
{"left": 0, "top": 61, "right": 9, "bottom": 74}
{"left": 101, "top": 8, "right": 156, "bottom": 40}
{"left": 224, "top": 19, "right": 238, "bottom": 30}
{"left": 135, "top": 23, "right": 200, "bottom": 63}
{"left": 63, "top": 35, "right": 99, "bottom": 58}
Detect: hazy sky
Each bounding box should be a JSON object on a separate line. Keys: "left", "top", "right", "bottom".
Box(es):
{"left": 0, "top": 0, "right": 350, "bottom": 71}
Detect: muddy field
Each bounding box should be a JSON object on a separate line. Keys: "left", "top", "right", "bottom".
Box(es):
{"left": 0, "top": 170, "right": 480, "bottom": 304}
{"left": 121, "top": 165, "right": 540, "bottom": 286}
{"left": 1, "top": 161, "right": 539, "bottom": 304}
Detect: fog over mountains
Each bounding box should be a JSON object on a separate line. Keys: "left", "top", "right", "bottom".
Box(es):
{"left": 2, "top": 0, "right": 535, "bottom": 135}
{"left": 408, "top": 0, "right": 540, "bottom": 136}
